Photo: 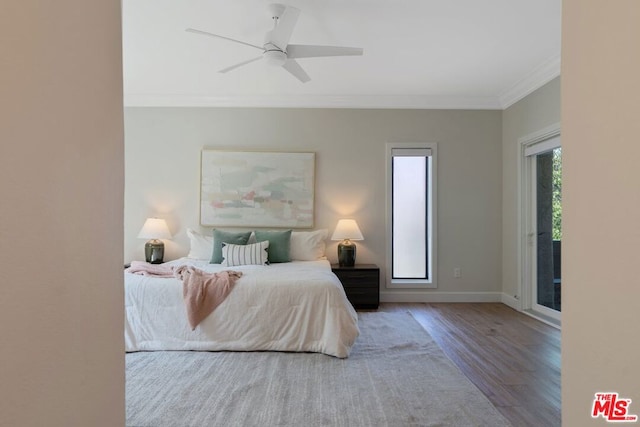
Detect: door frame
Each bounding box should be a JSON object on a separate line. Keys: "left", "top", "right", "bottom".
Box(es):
{"left": 518, "top": 122, "right": 561, "bottom": 325}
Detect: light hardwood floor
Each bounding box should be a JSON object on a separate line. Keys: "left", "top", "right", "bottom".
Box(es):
{"left": 376, "top": 303, "right": 561, "bottom": 427}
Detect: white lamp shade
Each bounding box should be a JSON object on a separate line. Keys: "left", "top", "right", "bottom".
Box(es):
{"left": 137, "top": 218, "right": 171, "bottom": 240}
{"left": 331, "top": 219, "right": 364, "bottom": 241}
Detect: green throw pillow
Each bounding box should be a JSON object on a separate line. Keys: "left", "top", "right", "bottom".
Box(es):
{"left": 210, "top": 230, "right": 252, "bottom": 264}
{"left": 254, "top": 230, "right": 292, "bottom": 263}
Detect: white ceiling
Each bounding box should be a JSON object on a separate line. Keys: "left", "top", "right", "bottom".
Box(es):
{"left": 122, "top": 0, "right": 561, "bottom": 109}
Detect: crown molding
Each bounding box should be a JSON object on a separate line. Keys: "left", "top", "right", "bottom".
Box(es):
{"left": 124, "top": 55, "right": 561, "bottom": 110}
{"left": 499, "top": 54, "right": 561, "bottom": 109}
{"left": 123, "top": 94, "right": 503, "bottom": 110}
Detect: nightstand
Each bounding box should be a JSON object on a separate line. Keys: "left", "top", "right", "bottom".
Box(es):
{"left": 331, "top": 264, "right": 379, "bottom": 309}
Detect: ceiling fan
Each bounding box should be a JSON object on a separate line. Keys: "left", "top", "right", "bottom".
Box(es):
{"left": 186, "top": 3, "right": 363, "bottom": 83}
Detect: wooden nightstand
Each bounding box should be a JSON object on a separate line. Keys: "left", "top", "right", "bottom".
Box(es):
{"left": 331, "top": 264, "right": 380, "bottom": 309}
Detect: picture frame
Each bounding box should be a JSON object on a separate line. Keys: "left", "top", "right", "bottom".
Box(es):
{"left": 200, "top": 150, "right": 315, "bottom": 227}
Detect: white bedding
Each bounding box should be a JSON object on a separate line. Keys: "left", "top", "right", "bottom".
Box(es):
{"left": 125, "top": 258, "right": 359, "bottom": 358}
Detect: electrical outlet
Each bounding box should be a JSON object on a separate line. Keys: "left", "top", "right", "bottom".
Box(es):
{"left": 453, "top": 267, "right": 461, "bottom": 278}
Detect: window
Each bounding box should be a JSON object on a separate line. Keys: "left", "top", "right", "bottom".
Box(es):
{"left": 386, "top": 143, "right": 437, "bottom": 288}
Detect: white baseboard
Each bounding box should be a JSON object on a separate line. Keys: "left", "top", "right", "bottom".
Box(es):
{"left": 500, "top": 293, "right": 522, "bottom": 311}
{"left": 380, "top": 291, "right": 502, "bottom": 303}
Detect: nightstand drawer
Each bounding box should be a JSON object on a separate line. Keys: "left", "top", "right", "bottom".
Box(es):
{"left": 334, "top": 270, "right": 380, "bottom": 288}
{"left": 345, "top": 289, "right": 379, "bottom": 303}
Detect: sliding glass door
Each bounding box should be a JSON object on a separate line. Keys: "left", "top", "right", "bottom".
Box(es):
{"left": 522, "top": 133, "right": 561, "bottom": 321}
{"left": 534, "top": 147, "right": 562, "bottom": 313}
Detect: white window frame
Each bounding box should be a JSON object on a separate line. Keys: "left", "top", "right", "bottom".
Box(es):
{"left": 385, "top": 142, "right": 437, "bottom": 289}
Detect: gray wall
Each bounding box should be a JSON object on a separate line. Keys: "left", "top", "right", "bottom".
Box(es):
{"left": 0, "top": 1, "right": 125, "bottom": 425}
{"left": 501, "top": 77, "right": 561, "bottom": 300}
{"left": 125, "top": 108, "right": 502, "bottom": 300}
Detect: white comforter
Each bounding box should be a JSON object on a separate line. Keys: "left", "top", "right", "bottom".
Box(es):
{"left": 125, "top": 258, "right": 359, "bottom": 358}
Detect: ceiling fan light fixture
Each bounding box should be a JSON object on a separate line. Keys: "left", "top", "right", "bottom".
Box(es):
{"left": 264, "top": 50, "right": 287, "bottom": 67}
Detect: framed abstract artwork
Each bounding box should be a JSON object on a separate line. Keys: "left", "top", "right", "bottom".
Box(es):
{"left": 200, "top": 150, "right": 315, "bottom": 227}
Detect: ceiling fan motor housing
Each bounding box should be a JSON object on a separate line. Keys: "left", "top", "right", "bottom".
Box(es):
{"left": 264, "top": 50, "right": 287, "bottom": 67}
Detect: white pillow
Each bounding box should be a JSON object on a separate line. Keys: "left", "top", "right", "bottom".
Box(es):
{"left": 221, "top": 241, "right": 269, "bottom": 266}
{"left": 290, "top": 229, "right": 328, "bottom": 261}
{"left": 186, "top": 228, "right": 213, "bottom": 260}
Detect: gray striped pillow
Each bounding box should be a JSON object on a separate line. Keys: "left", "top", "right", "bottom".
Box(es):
{"left": 221, "top": 241, "right": 269, "bottom": 266}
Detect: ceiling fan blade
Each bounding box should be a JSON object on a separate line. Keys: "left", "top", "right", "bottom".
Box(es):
{"left": 269, "top": 6, "right": 300, "bottom": 50}
{"left": 287, "top": 44, "right": 364, "bottom": 59}
{"left": 218, "top": 56, "right": 263, "bottom": 73}
{"left": 282, "top": 59, "right": 310, "bottom": 83}
{"left": 186, "top": 28, "right": 263, "bottom": 51}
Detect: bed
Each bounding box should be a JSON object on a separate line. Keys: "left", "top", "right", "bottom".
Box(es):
{"left": 125, "top": 229, "right": 360, "bottom": 358}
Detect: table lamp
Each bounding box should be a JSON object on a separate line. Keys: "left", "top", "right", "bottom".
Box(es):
{"left": 137, "top": 218, "right": 171, "bottom": 264}
{"left": 331, "top": 219, "right": 364, "bottom": 267}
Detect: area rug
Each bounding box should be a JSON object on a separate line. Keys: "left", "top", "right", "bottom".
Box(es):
{"left": 126, "top": 311, "right": 510, "bottom": 426}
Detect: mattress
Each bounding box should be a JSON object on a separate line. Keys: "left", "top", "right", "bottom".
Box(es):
{"left": 125, "top": 258, "right": 359, "bottom": 358}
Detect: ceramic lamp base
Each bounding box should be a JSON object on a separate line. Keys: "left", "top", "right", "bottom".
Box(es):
{"left": 337, "top": 241, "right": 356, "bottom": 267}
{"left": 144, "top": 239, "right": 164, "bottom": 264}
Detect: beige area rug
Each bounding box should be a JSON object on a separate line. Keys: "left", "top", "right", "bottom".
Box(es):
{"left": 126, "top": 311, "right": 511, "bottom": 426}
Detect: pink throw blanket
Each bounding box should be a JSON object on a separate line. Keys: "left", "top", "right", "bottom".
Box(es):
{"left": 125, "top": 261, "right": 174, "bottom": 277}
{"left": 174, "top": 265, "right": 243, "bottom": 330}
